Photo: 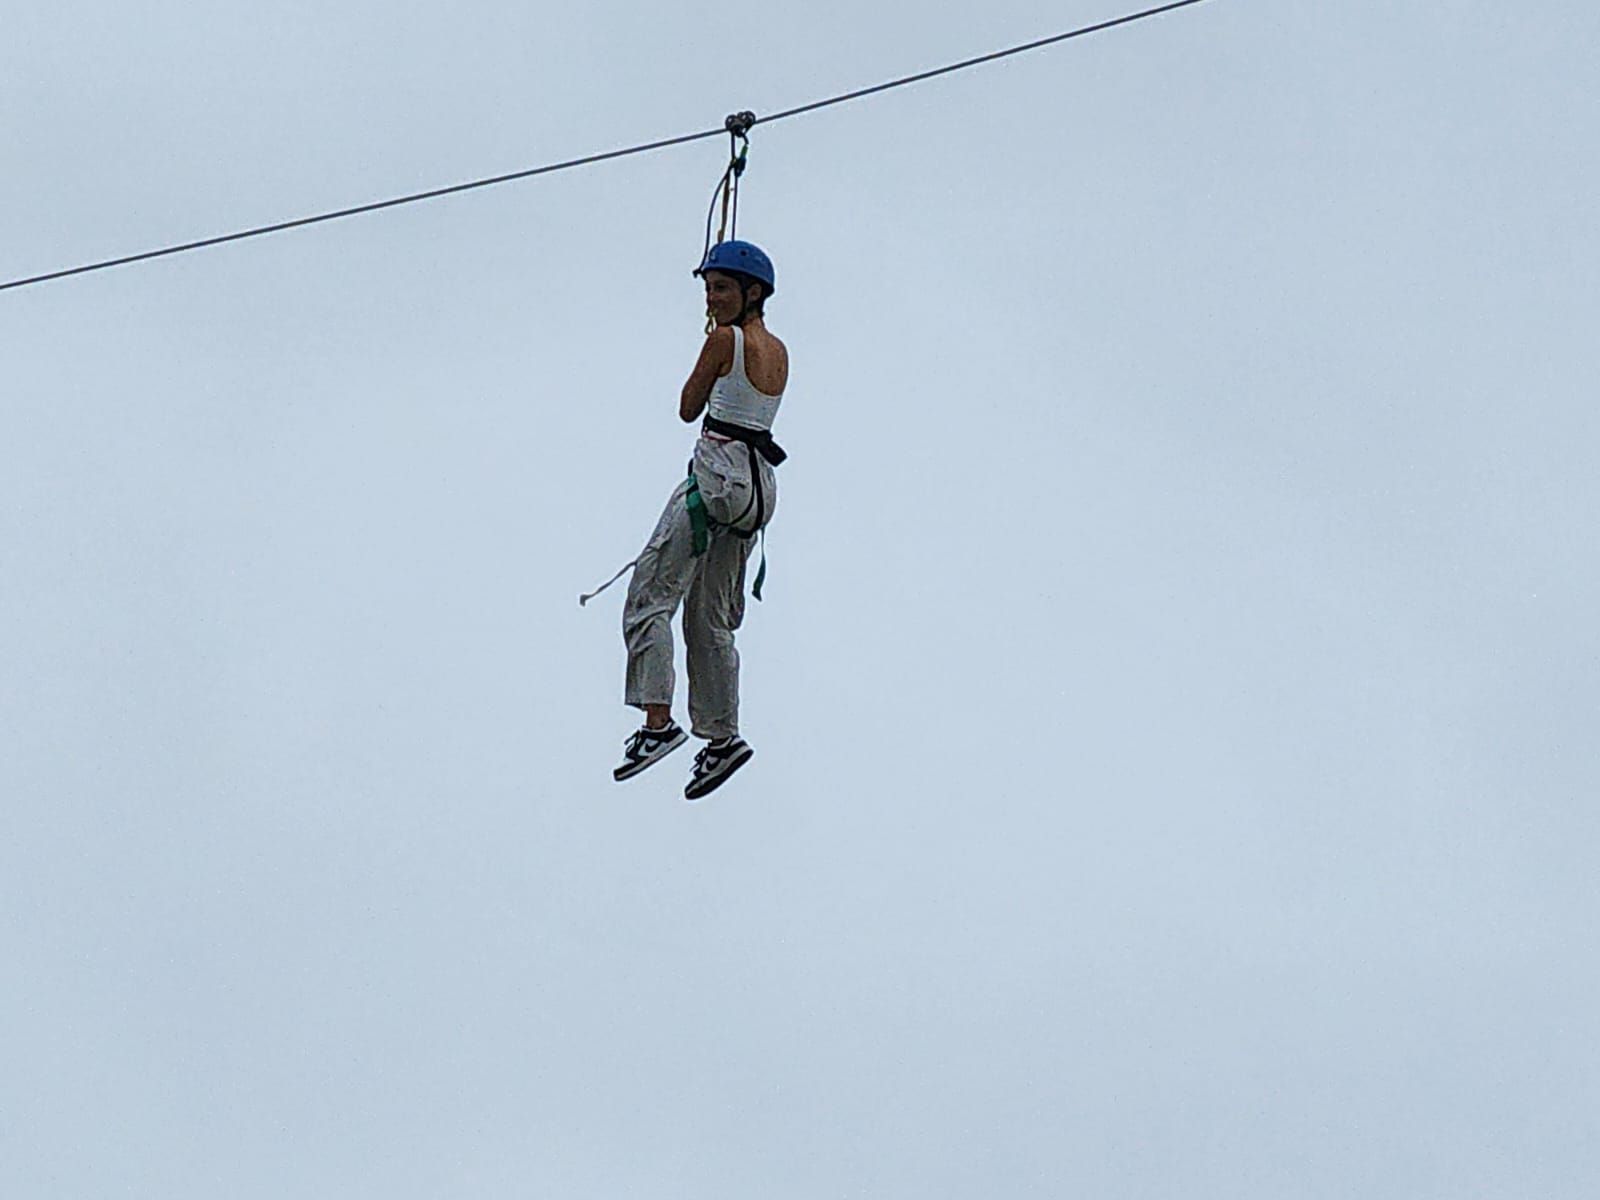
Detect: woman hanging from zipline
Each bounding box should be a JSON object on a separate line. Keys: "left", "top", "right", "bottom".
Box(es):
{"left": 591, "top": 239, "right": 788, "bottom": 800}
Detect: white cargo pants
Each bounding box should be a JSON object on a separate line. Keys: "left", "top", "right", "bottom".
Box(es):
{"left": 623, "top": 436, "right": 777, "bottom": 741}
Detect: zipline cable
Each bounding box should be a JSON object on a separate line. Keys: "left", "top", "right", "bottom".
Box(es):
{"left": 756, "top": 0, "right": 1209, "bottom": 126}
{"left": 1, "top": 0, "right": 1210, "bottom": 295}
{"left": 0, "top": 127, "right": 727, "bottom": 295}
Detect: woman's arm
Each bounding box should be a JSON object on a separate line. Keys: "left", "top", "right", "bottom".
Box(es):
{"left": 679, "top": 328, "right": 734, "bottom": 423}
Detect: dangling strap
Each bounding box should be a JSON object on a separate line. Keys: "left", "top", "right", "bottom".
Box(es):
{"left": 579, "top": 554, "right": 642, "bottom": 606}
{"left": 685, "top": 468, "right": 711, "bottom": 556}
{"left": 580, "top": 464, "right": 707, "bottom": 606}
{"left": 752, "top": 528, "right": 768, "bottom": 601}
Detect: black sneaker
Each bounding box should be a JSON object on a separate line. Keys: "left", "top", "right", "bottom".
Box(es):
{"left": 683, "top": 736, "right": 755, "bottom": 801}
{"left": 613, "top": 721, "right": 688, "bottom": 781}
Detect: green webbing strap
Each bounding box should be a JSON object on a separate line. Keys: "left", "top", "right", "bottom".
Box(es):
{"left": 685, "top": 470, "right": 710, "bottom": 556}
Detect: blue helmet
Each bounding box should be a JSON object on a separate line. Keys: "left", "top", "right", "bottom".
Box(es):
{"left": 695, "top": 240, "right": 775, "bottom": 295}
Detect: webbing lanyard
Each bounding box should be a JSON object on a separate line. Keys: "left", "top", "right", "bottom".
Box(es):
{"left": 701, "top": 113, "right": 755, "bottom": 334}
{"left": 685, "top": 470, "right": 711, "bottom": 556}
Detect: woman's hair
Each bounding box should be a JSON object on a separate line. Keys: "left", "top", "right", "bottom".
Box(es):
{"left": 727, "top": 271, "right": 768, "bottom": 317}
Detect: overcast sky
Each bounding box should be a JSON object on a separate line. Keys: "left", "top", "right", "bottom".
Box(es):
{"left": 3, "top": 2, "right": 1597, "bottom": 1197}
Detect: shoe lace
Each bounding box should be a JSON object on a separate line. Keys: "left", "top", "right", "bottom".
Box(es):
{"left": 633, "top": 724, "right": 678, "bottom": 754}
{"left": 693, "top": 740, "right": 737, "bottom": 774}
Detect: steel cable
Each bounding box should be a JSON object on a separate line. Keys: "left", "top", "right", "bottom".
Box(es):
{"left": 1, "top": 0, "right": 1210, "bottom": 295}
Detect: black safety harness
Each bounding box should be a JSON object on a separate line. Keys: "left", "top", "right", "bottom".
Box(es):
{"left": 685, "top": 416, "right": 786, "bottom": 600}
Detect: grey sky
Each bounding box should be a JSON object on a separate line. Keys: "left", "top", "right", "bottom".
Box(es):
{"left": 4, "top": 2, "right": 1597, "bottom": 1197}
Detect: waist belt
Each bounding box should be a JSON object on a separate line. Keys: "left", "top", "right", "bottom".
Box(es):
{"left": 702, "top": 416, "right": 788, "bottom": 466}
{"left": 687, "top": 418, "right": 787, "bottom": 600}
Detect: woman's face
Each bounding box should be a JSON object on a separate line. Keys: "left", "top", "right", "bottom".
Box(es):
{"left": 703, "top": 270, "right": 755, "bottom": 326}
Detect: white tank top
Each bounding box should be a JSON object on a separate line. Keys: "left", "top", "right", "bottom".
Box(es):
{"left": 708, "top": 325, "right": 783, "bottom": 431}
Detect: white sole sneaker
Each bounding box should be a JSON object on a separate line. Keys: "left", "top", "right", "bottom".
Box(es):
{"left": 613, "top": 722, "right": 689, "bottom": 781}
{"left": 683, "top": 737, "right": 754, "bottom": 801}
